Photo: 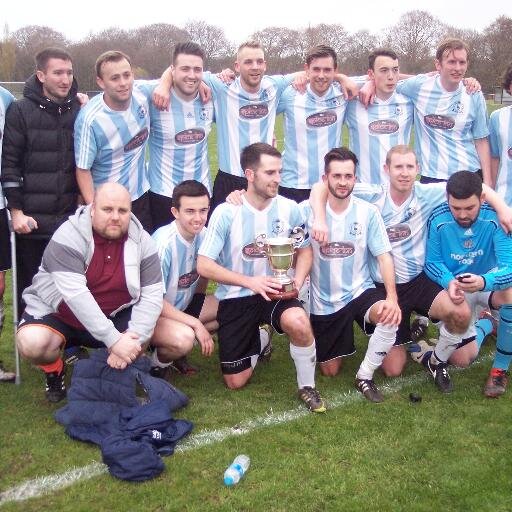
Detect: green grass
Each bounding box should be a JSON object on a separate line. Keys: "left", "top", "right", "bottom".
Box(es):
{"left": 1, "top": 104, "right": 511, "bottom": 511}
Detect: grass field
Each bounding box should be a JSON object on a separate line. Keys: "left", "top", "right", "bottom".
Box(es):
{"left": 1, "top": 103, "right": 511, "bottom": 511}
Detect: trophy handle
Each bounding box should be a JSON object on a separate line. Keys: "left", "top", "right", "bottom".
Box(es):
{"left": 255, "top": 233, "right": 267, "bottom": 249}
{"left": 290, "top": 226, "right": 305, "bottom": 247}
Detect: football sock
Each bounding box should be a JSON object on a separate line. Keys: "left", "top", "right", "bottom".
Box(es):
{"left": 430, "top": 323, "right": 461, "bottom": 365}
{"left": 290, "top": 342, "right": 316, "bottom": 389}
{"left": 356, "top": 323, "right": 397, "bottom": 380}
{"left": 493, "top": 305, "right": 512, "bottom": 371}
{"left": 475, "top": 318, "right": 493, "bottom": 350}
{"left": 39, "top": 358, "right": 64, "bottom": 374}
{"left": 151, "top": 350, "right": 171, "bottom": 368}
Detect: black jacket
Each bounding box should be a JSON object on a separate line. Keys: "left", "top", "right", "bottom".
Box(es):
{"left": 1, "top": 74, "right": 80, "bottom": 238}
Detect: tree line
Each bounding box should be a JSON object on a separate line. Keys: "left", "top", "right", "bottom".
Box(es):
{"left": 1, "top": 11, "right": 511, "bottom": 93}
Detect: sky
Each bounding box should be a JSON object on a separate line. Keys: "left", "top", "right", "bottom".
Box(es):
{"left": 3, "top": 0, "right": 511, "bottom": 43}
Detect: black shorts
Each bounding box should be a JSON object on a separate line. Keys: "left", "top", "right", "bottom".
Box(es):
{"left": 132, "top": 192, "right": 153, "bottom": 233}
{"left": 420, "top": 169, "right": 482, "bottom": 184}
{"left": 149, "top": 191, "right": 174, "bottom": 233}
{"left": 184, "top": 293, "right": 206, "bottom": 318}
{"left": 278, "top": 186, "right": 311, "bottom": 203}
{"left": 375, "top": 272, "right": 442, "bottom": 345}
{"left": 310, "top": 287, "right": 385, "bottom": 363}
{"left": 0, "top": 208, "right": 11, "bottom": 271}
{"left": 18, "top": 306, "right": 133, "bottom": 349}
{"left": 217, "top": 294, "right": 302, "bottom": 374}
{"left": 211, "top": 170, "right": 248, "bottom": 213}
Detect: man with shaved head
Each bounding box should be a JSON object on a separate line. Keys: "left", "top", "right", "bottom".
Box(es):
{"left": 16, "top": 183, "right": 163, "bottom": 403}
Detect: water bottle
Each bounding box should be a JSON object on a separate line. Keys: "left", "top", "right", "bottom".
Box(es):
{"left": 223, "top": 455, "right": 250, "bottom": 486}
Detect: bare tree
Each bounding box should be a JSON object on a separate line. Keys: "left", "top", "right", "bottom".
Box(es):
{"left": 342, "top": 30, "right": 380, "bottom": 75}
{"left": 251, "top": 26, "right": 302, "bottom": 73}
{"left": 184, "top": 20, "right": 234, "bottom": 70}
{"left": 482, "top": 16, "right": 512, "bottom": 91}
{"left": 0, "top": 24, "right": 16, "bottom": 81}
{"left": 383, "top": 10, "right": 446, "bottom": 74}
{"left": 11, "top": 25, "right": 68, "bottom": 80}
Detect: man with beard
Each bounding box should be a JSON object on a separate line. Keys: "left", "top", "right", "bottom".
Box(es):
{"left": 425, "top": 171, "right": 512, "bottom": 397}
{"left": 16, "top": 183, "right": 163, "bottom": 402}
{"left": 303, "top": 147, "right": 401, "bottom": 403}
{"left": 197, "top": 143, "right": 325, "bottom": 412}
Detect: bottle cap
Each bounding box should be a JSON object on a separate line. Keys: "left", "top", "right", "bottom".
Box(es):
{"left": 224, "top": 475, "right": 235, "bottom": 486}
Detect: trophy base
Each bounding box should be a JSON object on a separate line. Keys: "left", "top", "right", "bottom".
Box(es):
{"left": 268, "top": 282, "right": 298, "bottom": 301}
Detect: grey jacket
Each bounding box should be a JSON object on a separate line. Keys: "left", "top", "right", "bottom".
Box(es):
{"left": 23, "top": 205, "right": 163, "bottom": 347}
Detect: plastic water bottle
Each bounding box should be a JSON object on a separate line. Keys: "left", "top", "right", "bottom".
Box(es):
{"left": 223, "top": 455, "right": 250, "bottom": 486}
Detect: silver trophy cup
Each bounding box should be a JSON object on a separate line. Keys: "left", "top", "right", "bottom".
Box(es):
{"left": 254, "top": 227, "right": 305, "bottom": 299}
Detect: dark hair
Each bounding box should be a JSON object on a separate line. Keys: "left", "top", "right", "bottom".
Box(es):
{"left": 240, "top": 143, "right": 281, "bottom": 173}
{"left": 502, "top": 61, "right": 512, "bottom": 93}
{"left": 95, "top": 50, "right": 131, "bottom": 78}
{"left": 324, "top": 147, "right": 358, "bottom": 173}
{"left": 436, "top": 38, "right": 470, "bottom": 62}
{"left": 446, "top": 171, "right": 482, "bottom": 200}
{"left": 306, "top": 45, "right": 337, "bottom": 68}
{"left": 35, "top": 47, "right": 72, "bottom": 72}
{"left": 368, "top": 48, "right": 398, "bottom": 70}
{"left": 173, "top": 180, "right": 210, "bottom": 210}
{"left": 385, "top": 145, "right": 416, "bottom": 166}
{"left": 172, "top": 42, "right": 205, "bottom": 65}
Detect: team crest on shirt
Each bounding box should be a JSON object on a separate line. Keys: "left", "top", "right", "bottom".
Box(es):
{"left": 320, "top": 241, "right": 355, "bottom": 258}
{"left": 271, "top": 219, "right": 285, "bottom": 235}
{"left": 306, "top": 111, "right": 337, "bottom": 128}
{"left": 368, "top": 119, "right": 399, "bottom": 135}
{"left": 349, "top": 222, "right": 362, "bottom": 236}
{"left": 450, "top": 101, "right": 464, "bottom": 114}
{"left": 124, "top": 127, "right": 149, "bottom": 152}
{"left": 175, "top": 128, "right": 206, "bottom": 145}
{"left": 403, "top": 206, "right": 417, "bottom": 222}
{"left": 508, "top": 147, "right": 512, "bottom": 159}
{"left": 424, "top": 114, "right": 455, "bottom": 130}
{"left": 387, "top": 224, "right": 411, "bottom": 242}
{"left": 395, "top": 106, "right": 403, "bottom": 116}
{"left": 239, "top": 103, "right": 269, "bottom": 119}
{"left": 200, "top": 108, "right": 209, "bottom": 121}
{"left": 178, "top": 270, "right": 199, "bottom": 289}
{"left": 462, "top": 238, "right": 474, "bottom": 249}
{"left": 137, "top": 105, "right": 147, "bottom": 119}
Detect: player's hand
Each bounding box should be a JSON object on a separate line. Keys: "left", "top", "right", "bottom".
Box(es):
{"left": 76, "top": 92, "right": 89, "bottom": 107}
{"left": 496, "top": 205, "right": 512, "bottom": 234}
{"left": 107, "top": 352, "right": 130, "bottom": 370}
{"left": 311, "top": 220, "right": 329, "bottom": 245}
{"left": 199, "top": 82, "right": 212, "bottom": 103}
{"left": 216, "top": 68, "right": 235, "bottom": 84}
{"left": 292, "top": 71, "right": 308, "bottom": 94}
{"left": 225, "top": 189, "right": 245, "bottom": 205}
{"left": 152, "top": 84, "right": 171, "bottom": 111}
{"left": 447, "top": 279, "right": 466, "bottom": 305}
{"left": 376, "top": 297, "right": 401, "bottom": 326}
{"left": 358, "top": 80, "right": 376, "bottom": 107}
{"left": 10, "top": 209, "right": 38, "bottom": 234}
{"left": 455, "top": 273, "right": 485, "bottom": 293}
{"left": 110, "top": 331, "right": 141, "bottom": 364}
{"left": 462, "top": 77, "right": 481, "bottom": 94}
{"left": 246, "top": 276, "right": 284, "bottom": 301}
{"left": 193, "top": 322, "right": 214, "bottom": 357}
{"left": 339, "top": 76, "right": 359, "bottom": 100}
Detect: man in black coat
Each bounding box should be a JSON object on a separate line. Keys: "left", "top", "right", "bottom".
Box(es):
{"left": 1, "top": 47, "right": 80, "bottom": 315}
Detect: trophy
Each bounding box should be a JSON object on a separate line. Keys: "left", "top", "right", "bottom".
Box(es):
{"left": 255, "top": 227, "right": 305, "bottom": 300}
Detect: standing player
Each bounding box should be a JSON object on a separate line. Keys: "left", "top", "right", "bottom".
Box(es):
{"left": 395, "top": 39, "right": 491, "bottom": 185}
{"left": 425, "top": 171, "right": 512, "bottom": 397}
{"left": 277, "top": 45, "right": 348, "bottom": 202}
{"left": 489, "top": 62, "right": 512, "bottom": 200}
{"left": 304, "top": 147, "right": 401, "bottom": 403}
{"left": 197, "top": 143, "right": 325, "bottom": 412}
{"left": 150, "top": 180, "right": 218, "bottom": 376}
{"left": 0, "top": 85, "right": 15, "bottom": 382}
{"left": 74, "top": 51, "right": 152, "bottom": 231}
{"left": 345, "top": 49, "right": 413, "bottom": 184}
{"left": 137, "top": 43, "right": 214, "bottom": 231}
